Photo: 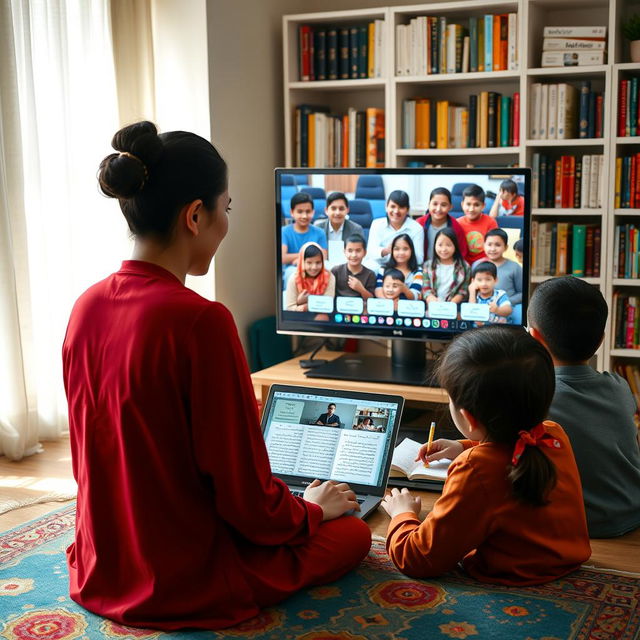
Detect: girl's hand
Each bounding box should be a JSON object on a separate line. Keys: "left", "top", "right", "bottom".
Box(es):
{"left": 381, "top": 245, "right": 392, "bottom": 257}
{"left": 489, "top": 301, "right": 498, "bottom": 313}
{"left": 381, "top": 487, "right": 421, "bottom": 519}
{"left": 297, "top": 290, "right": 309, "bottom": 305}
{"left": 415, "top": 438, "right": 464, "bottom": 464}
{"left": 426, "top": 294, "right": 438, "bottom": 303}
{"left": 303, "top": 479, "right": 360, "bottom": 521}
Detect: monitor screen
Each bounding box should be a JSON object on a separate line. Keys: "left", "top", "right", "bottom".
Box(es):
{"left": 276, "top": 167, "right": 530, "bottom": 343}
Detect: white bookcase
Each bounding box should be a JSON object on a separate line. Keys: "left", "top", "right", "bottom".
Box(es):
{"left": 282, "top": 0, "right": 640, "bottom": 371}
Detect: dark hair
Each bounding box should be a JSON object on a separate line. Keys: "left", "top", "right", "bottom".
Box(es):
{"left": 388, "top": 233, "right": 418, "bottom": 272}
{"left": 437, "top": 325, "right": 557, "bottom": 506}
{"left": 485, "top": 228, "right": 509, "bottom": 246}
{"left": 326, "top": 191, "right": 348, "bottom": 208}
{"left": 303, "top": 244, "right": 323, "bottom": 260}
{"left": 382, "top": 267, "right": 405, "bottom": 283}
{"left": 500, "top": 179, "right": 518, "bottom": 195}
{"left": 472, "top": 261, "right": 497, "bottom": 278}
{"left": 328, "top": 403, "right": 336, "bottom": 409}
{"left": 387, "top": 190, "right": 410, "bottom": 209}
{"left": 429, "top": 187, "right": 452, "bottom": 204}
{"left": 98, "top": 121, "right": 227, "bottom": 242}
{"left": 513, "top": 238, "right": 524, "bottom": 253}
{"left": 345, "top": 234, "right": 366, "bottom": 249}
{"left": 291, "top": 192, "right": 314, "bottom": 210}
{"left": 432, "top": 227, "right": 464, "bottom": 267}
{"left": 462, "top": 184, "right": 485, "bottom": 203}
{"left": 528, "top": 275, "right": 607, "bottom": 362}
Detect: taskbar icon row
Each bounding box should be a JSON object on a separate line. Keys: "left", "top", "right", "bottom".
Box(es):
{"left": 332, "top": 314, "right": 472, "bottom": 331}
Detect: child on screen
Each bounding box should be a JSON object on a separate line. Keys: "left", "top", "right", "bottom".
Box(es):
{"left": 468, "top": 262, "right": 512, "bottom": 324}
{"left": 422, "top": 228, "right": 471, "bottom": 304}
{"left": 484, "top": 229, "right": 523, "bottom": 306}
{"left": 416, "top": 187, "right": 470, "bottom": 263}
{"left": 374, "top": 234, "right": 423, "bottom": 300}
{"left": 513, "top": 238, "right": 524, "bottom": 265}
{"left": 382, "top": 325, "right": 590, "bottom": 585}
{"left": 285, "top": 242, "right": 335, "bottom": 312}
{"left": 489, "top": 178, "right": 525, "bottom": 217}
{"left": 380, "top": 268, "right": 405, "bottom": 312}
{"left": 456, "top": 185, "right": 498, "bottom": 263}
{"left": 331, "top": 235, "right": 376, "bottom": 299}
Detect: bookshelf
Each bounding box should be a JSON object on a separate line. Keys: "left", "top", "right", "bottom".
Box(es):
{"left": 282, "top": 0, "right": 639, "bottom": 371}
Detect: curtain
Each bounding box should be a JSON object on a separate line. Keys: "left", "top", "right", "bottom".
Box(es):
{"left": 0, "top": 0, "right": 129, "bottom": 460}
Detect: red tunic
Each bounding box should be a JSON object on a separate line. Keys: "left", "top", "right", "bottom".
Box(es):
{"left": 62, "top": 261, "right": 342, "bottom": 629}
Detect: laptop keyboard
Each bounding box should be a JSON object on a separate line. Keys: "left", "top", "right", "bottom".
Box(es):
{"left": 291, "top": 489, "right": 364, "bottom": 504}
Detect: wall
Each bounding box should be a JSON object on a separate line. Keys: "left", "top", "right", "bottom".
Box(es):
{"left": 207, "top": 0, "right": 417, "bottom": 353}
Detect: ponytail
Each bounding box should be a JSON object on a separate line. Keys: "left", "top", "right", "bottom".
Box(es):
{"left": 509, "top": 447, "right": 557, "bottom": 506}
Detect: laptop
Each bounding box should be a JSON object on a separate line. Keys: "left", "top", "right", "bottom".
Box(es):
{"left": 261, "top": 384, "right": 405, "bottom": 519}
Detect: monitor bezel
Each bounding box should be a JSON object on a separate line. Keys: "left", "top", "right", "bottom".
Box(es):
{"left": 275, "top": 166, "right": 531, "bottom": 343}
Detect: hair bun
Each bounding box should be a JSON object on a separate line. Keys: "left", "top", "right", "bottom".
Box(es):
{"left": 98, "top": 121, "right": 164, "bottom": 199}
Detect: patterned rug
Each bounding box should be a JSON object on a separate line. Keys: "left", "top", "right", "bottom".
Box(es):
{"left": 1, "top": 505, "right": 639, "bottom": 640}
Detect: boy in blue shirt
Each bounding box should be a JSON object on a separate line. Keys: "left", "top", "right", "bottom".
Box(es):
{"left": 281, "top": 192, "right": 327, "bottom": 285}
{"left": 528, "top": 276, "right": 640, "bottom": 538}
{"left": 468, "top": 261, "right": 511, "bottom": 324}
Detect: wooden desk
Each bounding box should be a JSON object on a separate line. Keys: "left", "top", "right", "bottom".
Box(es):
{"left": 251, "top": 349, "right": 448, "bottom": 408}
{"left": 251, "top": 352, "right": 640, "bottom": 575}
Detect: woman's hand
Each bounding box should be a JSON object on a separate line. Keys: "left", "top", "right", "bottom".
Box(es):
{"left": 415, "top": 438, "right": 464, "bottom": 464}
{"left": 303, "top": 479, "right": 360, "bottom": 521}
{"left": 381, "top": 487, "right": 421, "bottom": 519}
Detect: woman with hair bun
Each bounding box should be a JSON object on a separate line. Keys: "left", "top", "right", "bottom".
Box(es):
{"left": 63, "top": 122, "right": 370, "bottom": 630}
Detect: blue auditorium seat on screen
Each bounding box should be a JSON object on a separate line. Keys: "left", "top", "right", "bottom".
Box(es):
{"left": 293, "top": 174, "right": 310, "bottom": 188}
{"left": 496, "top": 215, "right": 524, "bottom": 238}
{"left": 355, "top": 175, "right": 386, "bottom": 219}
{"left": 347, "top": 199, "right": 373, "bottom": 241}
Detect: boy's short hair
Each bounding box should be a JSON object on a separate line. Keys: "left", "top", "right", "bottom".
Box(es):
{"left": 344, "top": 234, "right": 366, "bottom": 249}
{"left": 290, "top": 192, "right": 314, "bottom": 210}
{"left": 485, "top": 228, "right": 509, "bottom": 245}
{"left": 528, "top": 276, "right": 607, "bottom": 362}
{"left": 513, "top": 238, "right": 524, "bottom": 253}
{"left": 472, "top": 261, "right": 497, "bottom": 279}
{"left": 387, "top": 189, "right": 410, "bottom": 209}
{"left": 382, "top": 267, "right": 405, "bottom": 282}
{"left": 326, "top": 191, "right": 349, "bottom": 208}
{"left": 462, "top": 184, "right": 485, "bottom": 202}
{"left": 500, "top": 179, "right": 518, "bottom": 195}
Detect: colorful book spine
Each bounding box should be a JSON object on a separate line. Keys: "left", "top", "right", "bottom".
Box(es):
{"left": 484, "top": 15, "right": 493, "bottom": 72}
{"left": 572, "top": 224, "right": 586, "bottom": 276}
{"left": 469, "top": 17, "right": 478, "bottom": 72}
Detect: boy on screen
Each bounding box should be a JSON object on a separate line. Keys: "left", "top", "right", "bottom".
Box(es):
{"left": 468, "top": 261, "right": 511, "bottom": 324}
{"left": 489, "top": 179, "right": 525, "bottom": 217}
{"left": 381, "top": 268, "right": 405, "bottom": 312}
{"left": 456, "top": 185, "right": 498, "bottom": 263}
{"left": 331, "top": 234, "right": 376, "bottom": 299}
{"left": 315, "top": 192, "right": 364, "bottom": 243}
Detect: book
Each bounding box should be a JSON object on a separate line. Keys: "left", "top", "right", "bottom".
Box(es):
{"left": 541, "top": 51, "right": 605, "bottom": 67}
{"left": 539, "top": 84, "right": 549, "bottom": 139}
{"left": 578, "top": 80, "right": 591, "bottom": 138}
{"left": 512, "top": 92, "right": 520, "bottom": 145}
{"left": 557, "top": 83, "right": 578, "bottom": 139}
{"left": 487, "top": 92, "right": 497, "bottom": 147}
{"left": 358, "top": 26, "right": 368, "bottom": 78}
{"left": 299, "top": 25, "right": 312, "bottom": 81}
{"left": 484, "top": 15, "right": 493, "bottom": 72}
{"left": 543, "top": 38, "right": 606, "bottom": 50}
{"left": 339, "top": 28, "right": 350, "bottom": 79}
{"left": 328, "top": 28, "right": 338, "bottom": 80}
{"left": 314, "top": 29, "right": 327, "bottom": 81}
{"left": 507, "top": 13, "right": 518, "bottom": 70}
{"left": 366, "top": 108, "right": 385, "bottom": 168}
{"left": 542, "top": 26, "right": 607, "bottom": 38}
{"left": 547, "top": 84, "right": 558, "bottom": 139}
{"left": 572, "top": 224, "right": 586, "bottom": 276}
{"left": 389, "top": 438, "right": 451, "bottom": 482}
{"left": 493, "top": 14, "right": 501, "bottom": 71}
{"left": 531, "top": 83, "right": 542, "bottom": 139}
{"left": 349, "top": 26, "right": 359, "bottom": 79}
{"left": 469, "top": 17, "right": 478, "bottom": 72}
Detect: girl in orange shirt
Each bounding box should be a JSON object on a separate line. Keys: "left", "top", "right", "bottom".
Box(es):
{"left": 382, "top": 325, "right": 591, "bottom": 585}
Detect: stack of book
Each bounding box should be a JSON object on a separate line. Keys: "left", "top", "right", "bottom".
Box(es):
{"left": 531, "top": 153, "right": 604, "bottom": 209}
{"left": 529, "top": 81, "right": 603, "bottom": 140}
{"left": 618, "top": 77, "right": 640, "bottom": 137}
{"left": 402, "top": 92, "right": 519, "bottom": 149}
{"left": 294, "top": 104, "right": 385, "bottom": 168}
{"left": 540, "top": 26, "right": 607, "bottom": 67}
{"left": 531, "top": 222, "right": 600, "bottom": 277}
{"left": 614, "top": 223, "right": 640, "bottom": 278}
{"left": 395, "top": 13, "right": 518, "bottom": 76}
{"left": 298, "top": 21, "right": 385, "bottom": 81}
{"left": 615, "top": 154, "right": 640, "bottom": 209}
{"left": 612, "top": 294, "right": 640, "bottom": 349}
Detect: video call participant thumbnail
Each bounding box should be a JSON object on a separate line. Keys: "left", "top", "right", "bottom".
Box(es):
{"left": 331, "top": 235, "right": 376, "bottom": 299}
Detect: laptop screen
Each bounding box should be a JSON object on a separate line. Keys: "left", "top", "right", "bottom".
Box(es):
{"left": 263, "top": 385, "right": 403, "bottom": 490}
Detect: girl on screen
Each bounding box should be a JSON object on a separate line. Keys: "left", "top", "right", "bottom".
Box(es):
{"left": 63, "top": 121, "right": 369, "bottom": 631}
{"left": 364, "top": 190, "right": 424, "bottom": 271}
{"left": 422, "top": 227, "right": 471, "bottom": 305}
{"left": 382, "top": 325, "right": 590, "bottom": 586}
{"left": 374, "top": 234, "right": 423, "bottom": 300}
{"left": 416, "top": 187, "right": 470, "bottom": 263}
{"left": 285, "top": 241, "right": 336, "bottom": 312}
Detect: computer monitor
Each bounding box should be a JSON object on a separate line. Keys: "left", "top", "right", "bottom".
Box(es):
{"left": 276, "top": 167, "right": 530, "bottom": 385}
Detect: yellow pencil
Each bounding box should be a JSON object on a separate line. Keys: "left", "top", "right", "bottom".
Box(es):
{"left": 425, "top": 421, "right": 436, "bottom": 467}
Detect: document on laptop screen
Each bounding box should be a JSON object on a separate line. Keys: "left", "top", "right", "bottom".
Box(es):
{"left": 263, "top": 391, "right": 399, "bottom": 487}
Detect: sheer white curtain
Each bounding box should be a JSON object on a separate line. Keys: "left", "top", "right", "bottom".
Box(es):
{"left": 0, "top": 0, "right": 130, "bottom": 460}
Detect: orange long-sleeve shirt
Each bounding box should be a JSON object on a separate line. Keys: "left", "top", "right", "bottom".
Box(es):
{"left": 386, "top": 422, "right": 591, "bottom": 585}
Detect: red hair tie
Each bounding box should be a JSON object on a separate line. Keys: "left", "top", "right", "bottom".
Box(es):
{"left": 511, "top": 422, "right": 562, "bottom": 466}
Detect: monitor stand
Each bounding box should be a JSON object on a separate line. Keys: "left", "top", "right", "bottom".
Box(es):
{"left": 304, "top": 340, "right": 437, "bottom": 387}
